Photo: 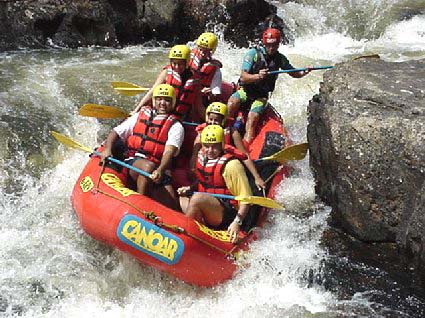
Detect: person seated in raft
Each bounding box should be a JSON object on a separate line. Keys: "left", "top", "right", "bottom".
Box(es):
{"left": 227, "top": 27, "right": 311, "bottom": 145}
{"left": 177, "top": 125, "right": 252, "bottom": 243}
{"left": 133, "top": 45, "right": 202, "bottom": 122}
{"left": 188, "top": 32, "right": 223, "bottom": 114}
{"left": 190, "top": 102, "right": 266, "bottom": 190}
{"left": 100, "top": 84, "right": 183, "bottom": 210}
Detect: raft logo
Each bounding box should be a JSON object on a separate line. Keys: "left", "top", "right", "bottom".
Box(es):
{"left": 195, "top": 221, "right": 231, "bottom": 242}
{"left": 101, "top": 173, "right": 138, "bottom": 197}
{"left": 80, "top": 176, "right": 94, "bottom": 192}
{"left": 117, "top": 215, "right": 184, "bottom": 265}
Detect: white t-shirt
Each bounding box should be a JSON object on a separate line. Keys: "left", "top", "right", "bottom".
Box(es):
{"left": 210, "top": 68, "right": 222, "bottom": 95}
{"left": 113, "top": 107, "right": 184, "bottom": 155}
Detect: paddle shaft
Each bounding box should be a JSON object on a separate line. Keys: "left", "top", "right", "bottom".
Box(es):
{"left": 92, "top": 150, "right": 152, "bottom": 178}
{"left": 194, "top": 192, "right": 235, "bottom": 200}
{"left": 268, "top": 66, "right": 334, "bottom": 75}
{"left": 80, "top": 103, "right": 198, "bottom": 126}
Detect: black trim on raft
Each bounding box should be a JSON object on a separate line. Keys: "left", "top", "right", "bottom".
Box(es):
{"left": 242, "top": 131, "right": 286, "bottom": 231}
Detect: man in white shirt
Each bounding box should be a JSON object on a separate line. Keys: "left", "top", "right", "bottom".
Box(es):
{"left": 100, "top": 84, "right": 184, "bottom": 209}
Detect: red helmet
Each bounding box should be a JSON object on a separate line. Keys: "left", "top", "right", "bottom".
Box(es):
{"left": 262, "top": 28, "right": 281, "bottom": 44}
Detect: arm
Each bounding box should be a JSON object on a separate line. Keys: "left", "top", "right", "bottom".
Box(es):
{"left": 133, "top": 69, "right": 167, "bottom": 113}
{"left": 288, "top": 69, "right": 310, "bottom": 78}
{"left": 280, "top": 54, "right": 310, "bottom": 78}
{"left": 227, "top": 204, "right": 250, "bottom": 243}
{"left": 189, "top": 135, "right": 202, "bottom": 178}
{"left": 222, "top": 160, "right": 253, "bottom": 243}
{"left": 239, "top": 49, "right": 268, "bottom": 84}
{"left": 151, "top": 121, "right": 184, "bottom": 183}
{"left": 232, "top": 130, "right": 265, "bottom": 189}
{"left": 239, "top": 69, "right": 268, "bottom": 84}
{"left": 209, "top": 68, "right": 222, "bottom": 96}
{"left": 99, "top": 112, "right": 139, "bottom": 161}
{"left": 151, "top": 145, "right": 177, "bottom": 183}
{"left": 99, "top": 130, "right": 119, "bottom": 161}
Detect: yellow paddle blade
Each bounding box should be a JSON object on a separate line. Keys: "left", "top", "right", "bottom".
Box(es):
{"left": 236, "top": 196, "right": 284, "bottom": 209}
{"left": 111, "top": 81, "right": 142, "bottom": 89}
{"left": 79, "top": 104, "right": 129, "bottom": 119}
{"left": 263, "top": 143, "right": 309, "bottom": 163}
{"left": 50, "top": 131, "right": 93, "bottom": 153}
{"left": 111, "top": 81, "right": 149, "bottom": 96}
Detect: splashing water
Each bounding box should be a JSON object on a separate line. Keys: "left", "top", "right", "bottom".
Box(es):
{"left": 1, "top": 0, "right": 424, "bottom": 316}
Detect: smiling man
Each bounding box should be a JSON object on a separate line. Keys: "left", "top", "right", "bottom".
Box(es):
{"left": 101, "top": 84, "right": 184, "bottom": 209}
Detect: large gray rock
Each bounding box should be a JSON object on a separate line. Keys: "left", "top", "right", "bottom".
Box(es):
{"left": 307, "top": 58, "right": 425, "bottom": 277}
{"left": 0, "top": 0, "right": 288, "bottom": 51}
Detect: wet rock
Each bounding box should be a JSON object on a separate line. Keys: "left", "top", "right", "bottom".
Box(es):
{"left": 317, "top": 227, "right": 425, "bottom": 317}
{"left": 307, "top": 58, "right": 425, "bottom": 281}
{"left": 218, "top": 0, "right": 289, "bottom": 46}
{"left": 0, "top": 0, "right": 289, "bottom": 51}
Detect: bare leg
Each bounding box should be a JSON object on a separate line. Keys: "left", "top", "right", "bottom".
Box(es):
{"left": 129, "top": 159, "right": 156, "bottom": 195}
{"left": 185, "top": 193, "right": 225, "bottom": 227}
{"left": 243, "top": 111, "right": 260, "bottom": 144}
{"left": 179, "top": 196, "right": 190, "bottom": 213}
{"left": 151, "top": 184, "right": 179, "bottom": 210}
{"left": 227, "top": 96, "right": 240, "bottom": 121}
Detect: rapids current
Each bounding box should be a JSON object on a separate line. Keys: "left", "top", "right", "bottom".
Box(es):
{"left": 1, "top": 0, "right": 425, "bottom": 317}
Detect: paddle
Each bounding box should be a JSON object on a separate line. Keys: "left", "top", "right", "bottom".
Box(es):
{"left": 111, "top": 81, "right": 150, "bottom": 96}
{"left": 50, "top": 131, "right": 152, "bottom": 178}
{"left": 50, "top": 131, "right": 283, "bottom": 209}
{"left": 80, "top": 103, "right": 129, "bottom": 119}
{"left": 193, "top": 192, "right": 284, "bottom": 209}
{"left": 268, "top": 66, "right": 333, "bottom": 75}
{"left": 79, "top": 104, "right": 200, "bottom": 126}
{"left": 268, "top": 54, "right": 380, "bottom": 76}
{"left": 254, "top": 143, "right": 308, "bottom": 164}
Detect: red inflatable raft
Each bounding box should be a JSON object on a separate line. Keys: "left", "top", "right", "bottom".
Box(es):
{"left": 71, "top": 102, "right": 291, "bottom": 287}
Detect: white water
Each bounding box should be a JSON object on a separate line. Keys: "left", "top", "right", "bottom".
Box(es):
{"left": 1, "top": 0, "right": 424, "bottom": 317}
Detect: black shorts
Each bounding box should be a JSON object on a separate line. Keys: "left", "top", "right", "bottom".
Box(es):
{"left": 208, "top": 198, "right": 237, "bottom": 230}
{"left": 124, "top": 156, "right": 172, "bottom": 186}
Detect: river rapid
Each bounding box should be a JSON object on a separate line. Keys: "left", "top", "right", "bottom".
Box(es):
{"left": 1, "top": 0, "right": 425, "bottom": 317}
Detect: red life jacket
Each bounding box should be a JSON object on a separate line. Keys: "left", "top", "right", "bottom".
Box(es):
{"left": 127, "top": 107, "right": 179, "bottom": 165}
{"left": 164, "top": 65, "right": 198, "bottom": 118}
{"left": 188, "top": 48, "right": 222, "bottom": 88}
{"left": 195, "top": 123, "right": 233, "bottom": 146}
{"left": 195, "top": 146, "right": 247, "bottom": 208}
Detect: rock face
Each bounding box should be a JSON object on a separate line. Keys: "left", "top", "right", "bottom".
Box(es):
{"left": 0, "top": 0, "right": 287, "bottom": 51}
{"left": 307, "top": 58, "right": 425, "bottom": 279}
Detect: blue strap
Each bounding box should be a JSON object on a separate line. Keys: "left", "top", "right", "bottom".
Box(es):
{"left": 268, "top": 65, "right": 334, "bottom": 75}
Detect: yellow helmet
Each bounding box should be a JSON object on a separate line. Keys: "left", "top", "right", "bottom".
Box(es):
{"left": 200, "top": 124, "right": 224, "bottom": 144}
{"left": 168, "top": 45, "right": 191, "bottom": 62}
{"left": 196, "top": 32, "right": 218, "bottom": 53}
{"left": 206, "top": 102, "right": 228, "bottom": 125}
{"left": 152, "top": 84, "right": 176, "bottom": 108}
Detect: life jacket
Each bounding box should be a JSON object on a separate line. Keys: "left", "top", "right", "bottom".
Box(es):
{"left": 241, "top": 46, "right": 281, "bottom": 98}
{"left": 188, "top": 47, "right": 222, "bottom": 88}
{"left": 164, "top": 65, "right": 198, "bottom": 118}
{"left": 195, "top": 146, "right": 247, "bottom": 208}
{"left": 195, "top": 123, "right": 233, "bottom": 146}
{"left": 127, "top": 107, "right": 179, "bottom": 165}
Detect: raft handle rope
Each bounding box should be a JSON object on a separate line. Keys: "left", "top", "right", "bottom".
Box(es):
{"left": 92, "top": 167, "right": 241, "bottom": 257}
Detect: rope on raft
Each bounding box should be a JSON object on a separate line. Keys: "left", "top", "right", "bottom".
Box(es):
{"left": 94, "top": 165, "right": 241, "bottom": 259}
